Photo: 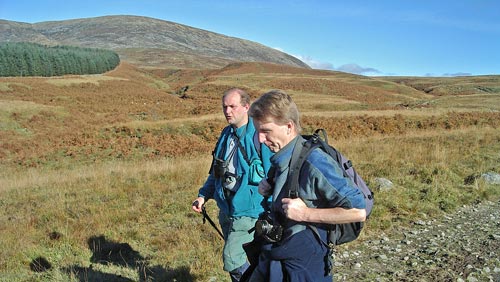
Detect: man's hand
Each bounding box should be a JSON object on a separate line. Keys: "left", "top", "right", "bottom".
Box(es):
{"left": 192, "top": 197, "right": 205, "bottom": 213}
{"left": 281, "top": 197, "right": 308, "bottom": 222}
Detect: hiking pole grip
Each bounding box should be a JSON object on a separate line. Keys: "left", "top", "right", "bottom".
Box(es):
{"left": 192, "top": 200, "right": 205, "bottom": 223}
{"left": 193, "top": 200, "right": 225, "bottom": 240}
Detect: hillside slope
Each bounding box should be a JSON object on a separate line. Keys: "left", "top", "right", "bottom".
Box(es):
{"left": 0, "top": 15, "right": 308, "bottom": 69}
{"left": 1, "top": 61, "right": 499, "bottom": 167}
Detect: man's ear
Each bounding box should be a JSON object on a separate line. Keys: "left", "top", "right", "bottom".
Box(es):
{"left": 287, "top": 122, "right": 294, "bottom": 134}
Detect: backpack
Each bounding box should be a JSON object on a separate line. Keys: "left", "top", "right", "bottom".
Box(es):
{"left": 288, "top": 128, "right": 374, "bottom": 246}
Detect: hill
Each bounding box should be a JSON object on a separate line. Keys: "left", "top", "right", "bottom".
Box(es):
{"left": 1, "top": 58, "right": 499, "bottom": 281}
{"left": 0, "top": 15, "right": 309, "bottom": 69}
{"left": 1, "top": 15, "right": 500, "bottom": 281}
{"left": 381, "top": 75, "right": 500, "bottom": 96}
{"left": 1, "top": 61, "right": 499, "bottom": 168}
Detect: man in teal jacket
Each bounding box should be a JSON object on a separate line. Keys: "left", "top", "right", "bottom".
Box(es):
{"left": 192, "top": 88, "right": 273, "bottom": 282}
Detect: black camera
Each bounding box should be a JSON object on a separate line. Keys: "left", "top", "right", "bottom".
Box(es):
{"left": 212, "top": 157, "right": 228, "bottom": 179}
{"left": 254, "top": 211, "right": 283, "bottom": 243}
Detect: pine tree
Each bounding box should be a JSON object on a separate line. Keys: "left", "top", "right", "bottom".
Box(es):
{"left": 0, "top": 42, "right": 120, "bottom": 77}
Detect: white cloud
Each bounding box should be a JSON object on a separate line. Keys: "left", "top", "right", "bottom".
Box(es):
{"left": 336, "top": 63, "right": 381, "bottom": 75}
{"left": 442, "top": 72, "right": 472, "bottom": 77}
{"left": 281, "top": 49, "right": 383, "bottom": 76}
{"left": 425, "top": 72, "right": 473, "bottom": 77}
{"left": 293, "top": 55, "right": 334, "bottom": 70}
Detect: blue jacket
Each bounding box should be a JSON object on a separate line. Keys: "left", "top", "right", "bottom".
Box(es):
{"left": 270, "top": 136, "right": 366, "bottom": 235}
{"left": 198, "top": 117, "right": 273, "bottom": 218}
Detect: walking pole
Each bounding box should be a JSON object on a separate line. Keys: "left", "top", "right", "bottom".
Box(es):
{"left": 194, "top": 200, "right": 224, "bottom": 240}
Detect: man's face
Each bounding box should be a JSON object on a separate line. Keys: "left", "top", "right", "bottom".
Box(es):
{"left": 253, "top": 118, "right": 291, "bottom": 153}
{"left": 222, "top": 92, "right": 249, "bottom": 128}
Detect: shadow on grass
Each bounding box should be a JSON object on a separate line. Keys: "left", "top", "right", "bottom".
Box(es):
{"left": 62, "top": 235, "right": 196, "bottom": 282}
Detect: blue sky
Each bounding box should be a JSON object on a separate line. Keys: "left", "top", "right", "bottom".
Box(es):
{"left": 1, "top": 0, "right": 499, "bottom": 77}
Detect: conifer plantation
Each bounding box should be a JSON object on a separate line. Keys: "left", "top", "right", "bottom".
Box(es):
{"left": 0, "top": 42, "right": 120, "bottom": 77}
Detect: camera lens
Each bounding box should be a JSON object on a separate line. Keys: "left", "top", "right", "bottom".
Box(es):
{"left": 255, "top": 220, "right": 269, "bottom": 236}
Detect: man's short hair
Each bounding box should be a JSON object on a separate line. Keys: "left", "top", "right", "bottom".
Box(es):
{"left": 249, "top": 89, "right": 301, "bottom": 132}
{"left": 223, "top": 88, "right": 251, "bottom": 106}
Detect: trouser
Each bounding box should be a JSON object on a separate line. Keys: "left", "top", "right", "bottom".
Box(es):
{"left": 249, "top": 228, "right": 332, "bottom": 282}
{"left": 229, "top": 261, "right": 250, "bottom": 282}
{"left": 219, "top": 212, "right": 257, "bottom": 281}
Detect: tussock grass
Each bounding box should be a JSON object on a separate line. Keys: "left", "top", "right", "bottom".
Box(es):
{"left": 0, "top": 100, "right": 67, "bottom": 134}
{"left": 0, "top": 155, "right": 224, "bottom": 281}
{"left": 1, "top": 127, "right": 499, "bottom": 281}
{"left": 333, "top": 127, "right": 500, "bottom": 238}
{"left": 433, "top": 93, "right": 500, "bottom": 111}
{"left": 45, "top": 75, "right": 127, "bottom": 87}
{"left": 1, "top": 63, "right": 499, "bottom": 281}
{"left": 0, "top": 82, "right": 32, "bottom": 92}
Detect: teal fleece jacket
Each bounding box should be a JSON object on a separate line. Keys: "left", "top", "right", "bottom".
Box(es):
{"left": 198, "top": 117, "right": 273, "bottom": 218}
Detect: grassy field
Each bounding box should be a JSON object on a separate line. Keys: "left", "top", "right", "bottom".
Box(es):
{"left": 1, "top": 62, "right": 499, "bottom": 281}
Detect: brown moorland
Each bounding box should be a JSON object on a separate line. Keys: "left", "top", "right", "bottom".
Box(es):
{"left": 1, "top": 62, "right": 499, "bottom": 168}
{"left": 0, "top": 61, "right": 499, "bottom": 281}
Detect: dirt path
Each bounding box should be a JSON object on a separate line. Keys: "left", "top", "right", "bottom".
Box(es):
{"left": 333, "top": 200, "right": 500, "bottom": 282}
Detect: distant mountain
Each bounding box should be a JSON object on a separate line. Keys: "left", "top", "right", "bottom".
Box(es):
{"left": 0, "top": 15, "right": 309, "bottom": 69}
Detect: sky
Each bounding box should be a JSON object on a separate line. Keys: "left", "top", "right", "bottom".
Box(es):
{"left": 1, "top": 0, "right": 499, "bottom": 77}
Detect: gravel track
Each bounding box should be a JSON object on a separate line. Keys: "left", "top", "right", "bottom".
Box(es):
{"left": 333, "top": 200, "right": 500, "bottom": 282}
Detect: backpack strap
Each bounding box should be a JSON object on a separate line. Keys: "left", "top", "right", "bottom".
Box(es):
{"left": 286, "top": 131, "right": 336, "bottom": 248}
{"left": 287, "top": 134, "right": 335, "bottom": 275}
{"left": 233, "top": 126, "right": 263, "bottom": 166}
{"left": 234, "top": 133, "right": 251, "bottom": 165}
{"left": 308, "top": 225, "right": 330, "bottom": 248}
{"left": 288, "top": 133, "right": 318, "bottom": 198}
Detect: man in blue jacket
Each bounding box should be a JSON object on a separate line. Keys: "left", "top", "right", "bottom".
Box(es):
{"left": 246, "top": 90, "right": 366, "bottom": 281}
{"left": 192, "top": 88, "right": 273, "bottom": 282}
